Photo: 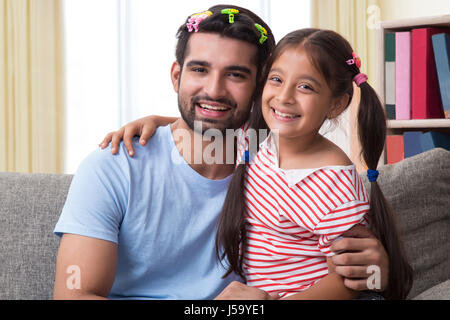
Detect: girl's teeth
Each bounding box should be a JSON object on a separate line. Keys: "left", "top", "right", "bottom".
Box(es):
{"left": 274, "top": 109, "right": 298, "bottom": 118}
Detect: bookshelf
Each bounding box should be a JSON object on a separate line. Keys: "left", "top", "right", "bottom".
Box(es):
{"left": 376, "top": 14, "right": 450, "bottom": 163}
{"left": 387, "top": 119, "right": 450, "bottom": 134}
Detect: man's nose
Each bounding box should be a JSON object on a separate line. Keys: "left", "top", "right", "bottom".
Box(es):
{"left": 204, "top": 72, "right": 227, "bottom": 99}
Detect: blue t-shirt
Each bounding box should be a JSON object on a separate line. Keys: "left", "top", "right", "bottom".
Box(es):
{"left": 54, "top": 124, "right": 241, "bottom": 299}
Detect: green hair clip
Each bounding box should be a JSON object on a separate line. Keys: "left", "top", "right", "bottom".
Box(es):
{"left": 221, "top": 8, "right": 239, "bottom": 24}
{"left": 255, "top": 24, "right": 268, "bottom": 44}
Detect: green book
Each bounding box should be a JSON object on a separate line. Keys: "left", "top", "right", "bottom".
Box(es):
{"left": 385, "top": 33, "right": 396, "bottom": 119}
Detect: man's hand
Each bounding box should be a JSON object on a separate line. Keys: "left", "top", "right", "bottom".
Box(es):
{"left": 214, "top": 281, "right": 279, "bottom": 300}
{"left": 330, "top": 225, "right": 389, "bottom": 292}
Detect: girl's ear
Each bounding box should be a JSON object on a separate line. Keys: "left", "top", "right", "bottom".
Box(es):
{"left": 327, "top": 93, "right": 350, "bottom": 119}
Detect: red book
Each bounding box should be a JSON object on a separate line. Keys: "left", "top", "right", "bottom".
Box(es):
{"left": 386, "top": 135, "right": 404, "bottom": 164}
{"left": 411, "top": 28, "right": 450, "bottom": 119}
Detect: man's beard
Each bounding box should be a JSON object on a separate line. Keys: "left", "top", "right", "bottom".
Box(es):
{"left": 177, "top": 94, "right": 251, "bottom": 135}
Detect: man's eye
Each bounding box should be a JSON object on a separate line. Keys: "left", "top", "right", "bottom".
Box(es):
{"left": 229, "top": 72, "right": 245, "bottom": 79}
{"left": 191, "top": 67, "right": 206, "bottom": 73}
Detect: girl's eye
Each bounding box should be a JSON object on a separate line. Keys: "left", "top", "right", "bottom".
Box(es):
{"left": 299, "top": 84, "right": 314, "bottom": 91}
{"left": 269, "top": 76, "right": 281, "bottom": 83}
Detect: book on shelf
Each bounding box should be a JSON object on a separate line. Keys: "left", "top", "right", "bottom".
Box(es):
{"left": 403, "top": 131, "right": 422, "bottom": 158}
{"left": 411, "top": 28, "right": 449, "bottom": 119}
{"left": 386, "top": 135, "right": 404, "bottom": 164}
{"left": 395, "top": 32, "right": 411, "bottom": 120}
{"left": 385, "top": 33, "right": 396, "bottom": 120}
{"left": 389, "top": 131, "right": 450, "bottom": 162}
{"left": 432, "top": 33, "right": 450, "bottom": 119}
{"left": 420, "top": 131, "right": 450, "bottom": 151}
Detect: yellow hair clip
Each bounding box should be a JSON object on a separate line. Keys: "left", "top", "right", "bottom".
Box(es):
{"left": 255, "top": 24, "right": 268, "bottom": 44}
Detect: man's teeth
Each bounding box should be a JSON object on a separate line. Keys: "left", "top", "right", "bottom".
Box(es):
{"left": 273, "top": 108, "right": 299, "bottom": 118}
{"left": 199, "top": 104, "right": 230, "bottom": 111}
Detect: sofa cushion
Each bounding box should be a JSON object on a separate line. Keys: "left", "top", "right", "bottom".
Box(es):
{"left": 361, "top": 148, "right": 450, "bottom": 299}
{"left": 0, "top": 172, "right": 73, "bottom": 300}
{"left": 413, "top": 279, "right": 450, "bottom": 300}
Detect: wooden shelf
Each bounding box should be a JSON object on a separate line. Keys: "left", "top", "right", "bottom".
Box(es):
{"left": 388, "top": 119, "right": 450, "bottom": 129}
{"left": 376, "top": 14, "right": 450, "bottom": 103}
{"left": 377, "top": 14, "right": 450, "bottom": 137}
{"left": 349, "top": 14, "right": 450, "bottom": 169}
{"left": 387, "top": 119, "right": 450, "bottom": 135}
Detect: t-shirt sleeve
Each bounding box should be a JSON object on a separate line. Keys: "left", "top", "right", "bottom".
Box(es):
{"left": 313, "top": 200, "right": 370, "bottom": 257}
{"left": 53, "top": 147, "right": 130, "bottom": 244}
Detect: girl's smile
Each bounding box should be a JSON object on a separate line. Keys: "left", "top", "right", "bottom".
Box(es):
{"left": 270, "top": 106, "right": 301, "bottom": 121}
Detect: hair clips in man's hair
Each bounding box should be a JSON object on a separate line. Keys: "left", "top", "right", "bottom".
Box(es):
{"left": 186, "top": 10, "right": 212, "bottom": 32}
{"left": 221, "top": 8, "right": 239, "bottom": 24}
{"left": 255, "top": 24, "right": 268, "bottom": 44}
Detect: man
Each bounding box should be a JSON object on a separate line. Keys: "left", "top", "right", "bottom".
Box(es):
{"left": 53, "top": 5, "right": 388, "bottom": 300}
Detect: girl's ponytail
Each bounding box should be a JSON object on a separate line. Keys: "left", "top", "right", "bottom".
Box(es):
{"left": 357, "top": 80, "right": 414, "bottom": 299}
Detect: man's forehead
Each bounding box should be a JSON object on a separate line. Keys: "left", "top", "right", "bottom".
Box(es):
{"left": 184, "top": 33, "right": 258, "bottom": 70}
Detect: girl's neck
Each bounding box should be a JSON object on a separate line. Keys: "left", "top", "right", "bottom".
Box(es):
{"left": 277, "top": 132, "right": 325, "bottom": 170}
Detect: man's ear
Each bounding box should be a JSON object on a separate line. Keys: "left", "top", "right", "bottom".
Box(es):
{"left": 328, "top": 93, "right": 350, "bottom": 119}
{"left": 171, "top": 61, "right": 181, "bottom": 93}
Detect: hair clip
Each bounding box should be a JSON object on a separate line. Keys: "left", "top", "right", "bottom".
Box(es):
{"left": 367, "top": 169, "right": 379, "bottom": 182}
{"left": 186, "top": 10, "right": 212, "bottom": 32}
{"left": 346, "top": 52, "right": 362, "bottom": 69}
{"left": 241, "top": 150, "right": 250, "bottom": 164}
{"left": 353, "top": 73, "right": 368, "bottom": 87}
{"left": 221, "top": 8, "right": 239, "bottom": 24}
{"left": 254, "top": 24, "right": 268, "bottom": 44}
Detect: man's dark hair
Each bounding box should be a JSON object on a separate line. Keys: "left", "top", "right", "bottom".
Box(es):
{"left": 175, "top": 4, "right": 276, "bottom": 97}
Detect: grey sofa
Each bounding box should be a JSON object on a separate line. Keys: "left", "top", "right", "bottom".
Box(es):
{"left": 0, "top": 148, "right": 449, "bottom": 300}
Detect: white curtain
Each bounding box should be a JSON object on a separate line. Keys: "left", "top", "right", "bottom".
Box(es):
{"left": 312, "top": 0, "right": 380, "bottom": 172}
{"left": 0, "top": 0, "right": 65, "bottom": 173}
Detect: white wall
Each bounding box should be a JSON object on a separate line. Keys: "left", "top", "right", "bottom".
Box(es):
{"left": 380, "top": 0, "right": 450, "bottom": 20}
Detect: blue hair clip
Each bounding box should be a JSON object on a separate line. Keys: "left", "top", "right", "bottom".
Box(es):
{"left": 242, "top": 150, "right": 250, "bottom": 164}
{"left": 367, "top": 169, "right": 379, "bottom": 182}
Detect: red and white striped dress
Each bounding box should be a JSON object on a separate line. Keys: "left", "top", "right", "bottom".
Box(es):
{"left": 236, "top": 124, "right": 370, "bottom": 298}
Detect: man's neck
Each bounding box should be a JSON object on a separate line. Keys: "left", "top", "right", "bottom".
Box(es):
{"left": 170, "top": 119, "right": 235, "bottom": 180}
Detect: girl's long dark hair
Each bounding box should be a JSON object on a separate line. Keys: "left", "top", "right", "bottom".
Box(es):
{"left": 216, "top": 28, "right": 413, "bottom": 299}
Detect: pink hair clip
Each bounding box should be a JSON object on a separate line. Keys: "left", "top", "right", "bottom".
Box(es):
{"left": 353, "top": 73, "right": 368, "bottom": 87}
{"left": 186, "top": 11, "right": 212, "bottom": 32}
{"left": 346, "top": 52, "right": 362, "bottom": 69}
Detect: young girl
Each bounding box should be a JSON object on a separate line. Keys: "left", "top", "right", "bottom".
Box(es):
{"left": 215, "top": 28, "right": 413, "bottom": 300}
{"left": 101, "top": 29, "right": 413, "bottom": 299}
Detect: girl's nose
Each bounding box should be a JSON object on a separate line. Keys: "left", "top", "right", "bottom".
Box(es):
{"left": 277, "top": 85, "right": 295, "bottom": 105}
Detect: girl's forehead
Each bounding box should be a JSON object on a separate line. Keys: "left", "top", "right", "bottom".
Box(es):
{"left": 272, "top": 46, "right": 319, "bottom": 74}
